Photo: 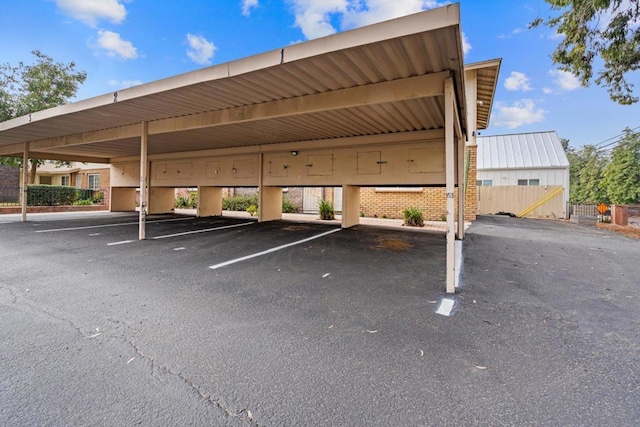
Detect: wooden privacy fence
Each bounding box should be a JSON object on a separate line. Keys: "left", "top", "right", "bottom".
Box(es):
{"left": 477, "top": 185, "right": 566, "bottom": 219}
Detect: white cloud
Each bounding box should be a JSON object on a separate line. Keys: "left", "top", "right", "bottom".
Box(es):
{"left": 109, "top": 79, "right": 142, "bottom": 88}
{"left": 542, "top": 87, "right": 553, "bottom": 94}
{"left": 504, "top": 71, "right": 532, "bottom": 92}
{"left": 56, "top": 0, "right": 126, "bottom": 27}
{"left": 242, "top": 0, "right": 259, "bottom": 16}
{"left": 493, "top": 99, "right": 545, "bottom": 128}
{"left": 288, "top": 0, "right": 450, "bottom": 40}
{"left": 186, "top": 34, "right": 217, "bottom": 65}
{"left": 550, "top": 69, "right": 581, "bottom": 91}
{"left": 96, "top": 31, "right": 137, "bottom": 60}
{"left": 461, "top": 31, "right": 471, "bottom": 55}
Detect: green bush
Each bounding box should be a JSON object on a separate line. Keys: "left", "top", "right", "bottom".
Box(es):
{"left": 223, "top": 195, "right": 259, "bottom": 211}
{"left": 175, "top": 191, "right": 197, "bottom": 208}
{"left": 282, "top": 196, "right": 298, "bottom": 213}
{"left": 74, "top": 199, "right": 93, "bottom": 205}
{"left": 246, "top": 204, "right": 258, "bottom": 216}
{"left": 27, "top": 185, "right": 88, "bottom": 206}
{"left": 92, "top": 190, "right": 105, "bottom": 204}
{"left": 403, "top": 207, "right": 424, "bottom": 227}
{"left": 318, "top": 199, "right": 335, "bottom": 220}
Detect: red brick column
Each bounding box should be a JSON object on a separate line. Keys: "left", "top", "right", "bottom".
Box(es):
{"left": 611, "top": 205, "right": 629, "bottom": 226}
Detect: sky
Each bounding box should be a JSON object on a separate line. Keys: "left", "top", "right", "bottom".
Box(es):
{"left": 1, "top": 0, "right": 638, "bottom": 148}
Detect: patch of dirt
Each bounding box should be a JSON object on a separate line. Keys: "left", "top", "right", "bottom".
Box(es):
{"left": 370, "top": 238, "right": 413, "bottom": 251}
{"left": 597, "top": 222, "right": 640, "bottom": 239}
{"left": 282, "top": 225, "right": 309, "bottom": 231}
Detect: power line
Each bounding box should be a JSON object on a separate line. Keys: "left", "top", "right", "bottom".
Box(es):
{"left": 590, "top": 124, "right": 640, "bottom": 148}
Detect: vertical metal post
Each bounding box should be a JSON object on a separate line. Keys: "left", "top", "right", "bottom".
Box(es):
{"left": 457, "top": 132, "right": 465, "bottom": 240}
{"left": 21, "top": 142, "right": 29, "bottom": 222}
{"left": 444, "top": 78, "right": 456, "bottom": 294}
{"left": 139, "top": 121, "right": 148, "bottom": 240}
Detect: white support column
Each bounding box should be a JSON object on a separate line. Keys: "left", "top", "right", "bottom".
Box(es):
{"left": 457, "top": 134, "right": 465, "bottom": 240}
{"left": 444, "top": 78, "right": 456, "bottom": 294}
{"left": 341, "top": 185, "right": 360, "bottom": 228}
{"left": 139, "top": 121, "right": 149, "bottom": 240}
{"left": 21, "top": 142, "right": 29, "bottom": 222}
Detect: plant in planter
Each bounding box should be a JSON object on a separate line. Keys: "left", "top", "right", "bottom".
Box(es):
{"left": 246, "top": 204, "right": 258, "bottom": 216}
{"left": 318, "top": 199, "right": 335, "bottom": 220}
{"left": 403, "top": 207, "right": 424, "bottom": 227}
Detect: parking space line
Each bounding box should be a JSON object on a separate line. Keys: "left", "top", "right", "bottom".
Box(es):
{"left": 107, "top": 240, "right": 135, "bottom": 246}
{"left": 209, "top": 228, "right": 341, "bottom": 270}
{"left": 34, "top": 217, "right": 193, "bottom": 233}
{"left": 153, "top": 222, "right": 254, "bottom": 239}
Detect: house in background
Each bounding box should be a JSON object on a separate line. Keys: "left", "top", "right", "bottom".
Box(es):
{"left": 33, "top": 162, "right": 110, "bottom": 190}
{"left": 476, "top": 131, "right": 570, "bottom": 219}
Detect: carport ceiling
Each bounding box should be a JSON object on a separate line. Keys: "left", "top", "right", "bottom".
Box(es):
{"left": 0, "top": 4, "right": 488, "bottom": 163}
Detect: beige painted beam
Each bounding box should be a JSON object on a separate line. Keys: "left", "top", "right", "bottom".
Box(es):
{"left": 139, "top": 122, "right": 149, "bottom": 240}
{"left": 445, "top": 78, "right": 456, "bottom": 294}
{"left": 0, "top": 143, "right": 25, "bottom": 157}
{"left": 341, "top": 185, "right": 360, "bottom": 228}
{"left": 21, "top": 142, "right": 29, "bottom": 222}
{"left": 198, "top": 186, "right": 223, "bottom": 217}
{"left": 28, "top": 152, "right": 110, "bottom": 164}
{"left": 110, "top": 187, "right": 137, "bottom": 211}
{"left": 149, "top": 72, "right": 449, "bottom": 135}
{"left": 258, "top": 186, "right": 282, "bottom": 222}
{"left": 457, "top": 135, "right": 465, "bottom": 240}
{"left": 28, "top": 124, "right": 140, "bottom": 152}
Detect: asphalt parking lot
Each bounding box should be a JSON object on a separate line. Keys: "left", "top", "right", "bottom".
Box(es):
{"left": 1, "top": 213, "right": 639, "bottom": 426}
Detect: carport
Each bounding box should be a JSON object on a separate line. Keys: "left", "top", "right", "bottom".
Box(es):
{"left": 0, "top": 4, "right": 500, "bottom": 293}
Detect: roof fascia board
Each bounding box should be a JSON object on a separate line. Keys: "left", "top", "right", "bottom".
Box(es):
{"left": 28, "top": 124, "right": 141, "bottom": 152}
{"left": 149, "top": 72, "right": 449, "bottom": 135}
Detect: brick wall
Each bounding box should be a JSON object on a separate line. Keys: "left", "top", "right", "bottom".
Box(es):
{"left": 0, "top": 165, "right": 20, "bottom": 203}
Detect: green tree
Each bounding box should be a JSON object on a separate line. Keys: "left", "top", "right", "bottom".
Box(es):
{"left": 531, "top": 0, "right": 640, "bottom": 105}
{"left": 573, "top": 145, "right": 610, "bottom": 204}
{"left": 561, "top": 138, "right": 586, "bottom": 203}
{"left": 0, "top": 50, "right": 86, "bottom": 182}
{"left": 602, "top": 128, "right": 640, "bottom": 203}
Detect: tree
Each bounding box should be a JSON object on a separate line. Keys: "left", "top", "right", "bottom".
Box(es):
{"left": 571, "top": 145, "right": 610, "bottom": 204}
{"left": 0, "top": 50, "right": 86, "bottom": 183}
{"left": 602, "top": 128, "right": 640, "bottom": 203}
{"left": 531, "top": 0, "right": 640, "bottom": 105}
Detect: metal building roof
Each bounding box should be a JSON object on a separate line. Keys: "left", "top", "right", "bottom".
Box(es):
{"left": 477, "top": 131, "right": 570, "bottom": 170}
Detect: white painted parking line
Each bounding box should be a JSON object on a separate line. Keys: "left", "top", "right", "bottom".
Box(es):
{"left": 35, "top": 217, "right": 193, "bottom": 233}
{"left": 153, "top": 222, "right": 253, "bottom": 239}
{"left": 107, "top": 240, "right": 135, "bottom": 246}
{"left": 435, "top": 297, "right": 456, "bottom": 316}
{"left": 209, "top": 228, "right": 341, "bottom": 270}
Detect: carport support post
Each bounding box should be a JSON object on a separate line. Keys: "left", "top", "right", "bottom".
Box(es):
{"left": 341, "top": 185, "right": 360, "bottom": 228}
{"left": 457, "top": 135, "right": 465, "bottom": 240}
{"left": 197, "top": 186, "right": 223, "bottom": 217}
{"left": 444, "top": 78, "right": 456, "bottom": 294}
{"left": 139, "top": 121, "right": 149, "bottom": 240}
{"left": 21, "top": 142, "right": 29, "bottom": 222}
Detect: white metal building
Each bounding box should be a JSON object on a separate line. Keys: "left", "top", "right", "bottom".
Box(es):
{"left": 476, "top": 131, "right": 570, "bottom": 218}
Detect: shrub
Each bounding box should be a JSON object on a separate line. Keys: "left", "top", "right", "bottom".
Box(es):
{"left": 27, "top": 185, "right": 84, "bottom": 206}
{"left": 403, "top": 207, "right": 424, "bottom": 227}
{"left": 175, "top": 191, "right": 197, "bottom": 209}
{"left": 282, "top": 196, "right": 298, "bottom": 213}
{"left": 223, "top": 195, "right": 258, "bottom": 211}
{"left": 318, "top": 199, "right": 335, "bottom": 220}
{"left": 92, "top": 190, "right": 104, "bottom": 204}
{"left": 246, "top": 204, "right": 258, "bottom": 216}
{"left": 74, "top": 199, "right": 93, "bottom": 205}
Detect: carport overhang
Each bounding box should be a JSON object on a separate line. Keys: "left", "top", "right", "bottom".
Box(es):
{"left": 0, "top": 4, "right": 500, "bottom": 294}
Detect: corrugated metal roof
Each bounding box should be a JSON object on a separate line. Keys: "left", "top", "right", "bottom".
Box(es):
{"left": 477, "top": 131, "right": 569, "bottom": 170}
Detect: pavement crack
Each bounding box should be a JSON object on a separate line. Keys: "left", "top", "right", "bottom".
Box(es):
{"left": 125, "top": 338, "right": 257, "bottom": 425}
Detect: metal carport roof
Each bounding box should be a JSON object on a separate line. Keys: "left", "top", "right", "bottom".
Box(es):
{"left": 0, "top": 4, "right": 496, "bottom": 163}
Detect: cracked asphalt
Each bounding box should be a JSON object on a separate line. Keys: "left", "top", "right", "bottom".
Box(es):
{"left": 1, "top": 213, "right": 639, "bottom": 426}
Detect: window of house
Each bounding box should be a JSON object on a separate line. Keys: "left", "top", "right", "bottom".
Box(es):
{"left": 477, "top": 180, "right": 493, "bottom": 186}
{"left": 61, "top": 176, "right": 70, "bottom": 186}
{"left": 518, "top": 179, "right": 540, "bottom": 186}
{"left": 88, "top": 174, "right": 100, "bottom": 190}
{"left": 40, "top": 176, "right": 52, "bottom": 185}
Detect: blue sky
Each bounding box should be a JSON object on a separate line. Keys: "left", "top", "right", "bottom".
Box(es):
{"left": 1, "top": 0, "right": 638, "bottom": 148}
